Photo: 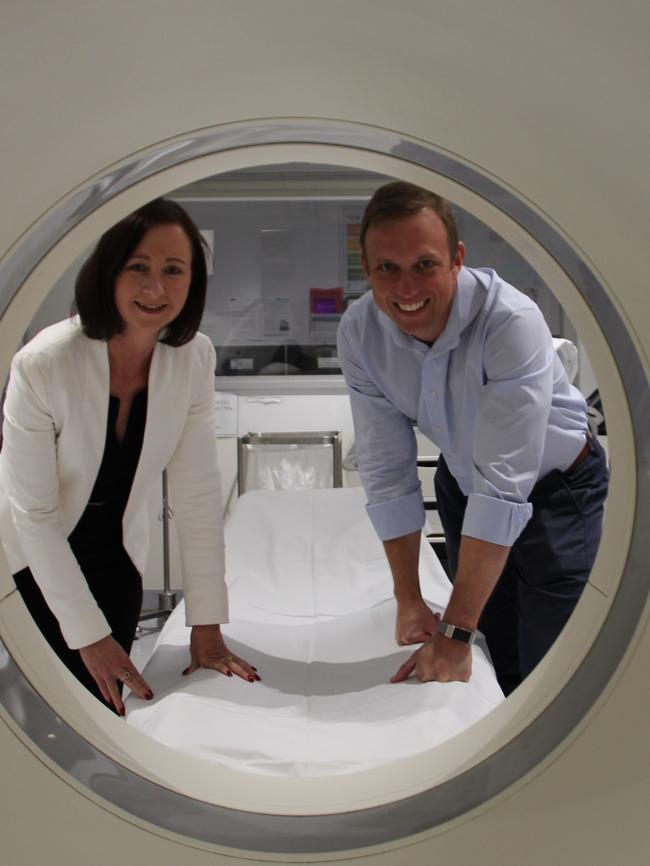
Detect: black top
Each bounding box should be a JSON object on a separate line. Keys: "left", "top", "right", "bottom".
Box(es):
{"left": 68, "top": 390, "right": 148, "bottom": 573}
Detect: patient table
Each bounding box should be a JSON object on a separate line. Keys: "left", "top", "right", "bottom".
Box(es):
{"left": 126, "top": 488, "right": 504, "bottom": 776}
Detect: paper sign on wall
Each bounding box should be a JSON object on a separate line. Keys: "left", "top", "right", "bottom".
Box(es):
{"left": 214, "top": 391, "right": 238, "bottom": 436}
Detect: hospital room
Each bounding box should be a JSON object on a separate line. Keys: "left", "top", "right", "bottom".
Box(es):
{"left": 0, "top": 4, "right": 647, "bottom": 866}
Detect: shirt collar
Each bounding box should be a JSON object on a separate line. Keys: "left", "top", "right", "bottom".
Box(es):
{"left": 375, "top": 267, "right": 485, "bottom": 357}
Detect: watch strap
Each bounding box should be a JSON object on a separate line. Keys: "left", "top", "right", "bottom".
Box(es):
{"left": 437, "top": 620, "right": 476, "bottom": 645}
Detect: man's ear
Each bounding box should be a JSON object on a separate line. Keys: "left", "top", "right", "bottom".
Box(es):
{"left": 452, "top": 241, "right": 465, "bottom": 274}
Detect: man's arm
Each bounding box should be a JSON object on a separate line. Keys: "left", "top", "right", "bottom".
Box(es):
{"left": 391, "top": 305, "right": 554, "bottom": 681}
{"left": 391, "top": 534, "right": 510, "bottom": 682}
{"left": 443, "top": 535, "right": 511, "bottom": 629}
{"left": 384, "top": 531, "right": 439, "bottom": 644}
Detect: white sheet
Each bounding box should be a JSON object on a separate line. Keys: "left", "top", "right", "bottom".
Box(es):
{"left": 126, "top": 488, "right": 504, "bottom": 776}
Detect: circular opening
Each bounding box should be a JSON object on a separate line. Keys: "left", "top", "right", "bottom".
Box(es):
{"left": 0, "top": 122, "right": 646, "bottom": 854}
{"left": 29, "top": 160, "right": 607, "bottom": 779}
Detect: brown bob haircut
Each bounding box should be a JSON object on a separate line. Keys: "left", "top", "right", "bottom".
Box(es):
{"left": 360, "top": 181, "right": 460, "bottom": 261}
{"left": 75, "top": 198, "right": 208, "bottom": 347}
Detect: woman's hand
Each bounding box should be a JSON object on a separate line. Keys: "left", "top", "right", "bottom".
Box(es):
{"left": 79, "top": 634, "right": 153, "bottom": 716}
{"left": 183, "top": 624, "right": 260, "bottom": 683}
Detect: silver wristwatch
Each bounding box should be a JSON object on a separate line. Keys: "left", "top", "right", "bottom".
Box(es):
{"left": 436, "top": 620, "right": 476, "bottom": 645}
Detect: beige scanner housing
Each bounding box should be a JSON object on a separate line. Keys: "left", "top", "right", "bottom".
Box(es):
{"left": 0, "top": 3, "right": 648, "bottom": 864}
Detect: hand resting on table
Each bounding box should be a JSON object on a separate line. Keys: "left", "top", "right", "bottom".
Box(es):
{"left": 81, "top": 623, "right": 260, "bottom": 717}
{"left": 183, "top": 624, "right": 260, "bottom": 683}
{"left": 391, "top": 626, "right": 472, "bottom": 685}
{"left": 395, "top": 599, "right": 440, "bottom": 645}
{"left": 79, "top": 634, "right": 152, "bottom": 717}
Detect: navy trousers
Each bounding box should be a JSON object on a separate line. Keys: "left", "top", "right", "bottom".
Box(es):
{"left": 434, "top": 437, "right": 609, "bottom": 695}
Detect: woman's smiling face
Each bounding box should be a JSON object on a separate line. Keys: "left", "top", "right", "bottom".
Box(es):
{"left": 113, "top": 223, "right": 192, "bottom": 339}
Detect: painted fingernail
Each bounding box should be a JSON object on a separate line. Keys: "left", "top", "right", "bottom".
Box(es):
{"left": 254, "top": 675, "right": 261, "bottom": 681}
{"left": 227, "top": 671, "right": 233, "bottom": 677}
{"left": 145, "top": 692, "right": 153, "bottom": 700}
{"left": 248, "top": 675, "right": 255, "bottom": 682}
{"left": 252, "top": 667, "right": 258, "bottom": 672}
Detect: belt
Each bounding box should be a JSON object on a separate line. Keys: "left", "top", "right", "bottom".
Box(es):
{"left": 567, "top": 434, "right": 592, "bottom": 473}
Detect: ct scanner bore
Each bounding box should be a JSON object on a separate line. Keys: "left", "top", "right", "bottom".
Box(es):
{"left": 0, "top": 122, "right": 648, "bottom": 860}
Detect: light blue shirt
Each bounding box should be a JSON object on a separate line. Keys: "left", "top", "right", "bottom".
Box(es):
{"left": 337, "top": 267, "right": 589, "bottom": 547}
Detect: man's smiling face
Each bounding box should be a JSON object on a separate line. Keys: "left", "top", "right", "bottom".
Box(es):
{"left": 362, "top": 208, "right": 464, "bottom": 344}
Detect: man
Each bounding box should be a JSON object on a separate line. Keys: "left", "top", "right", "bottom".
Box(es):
{"left": 337, "top": 181, "right": 608, "bottom": 695}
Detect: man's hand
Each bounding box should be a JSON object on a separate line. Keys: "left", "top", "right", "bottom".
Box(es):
{"left": 390, "top": 632, "right": 472, "bottom": 683}
{"left": 395, "top": 600, "right": 440, "bottom": 645}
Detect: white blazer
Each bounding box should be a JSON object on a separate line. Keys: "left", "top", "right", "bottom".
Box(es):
{"left": 0, "top": 318, "right": 228, "bottom": 649}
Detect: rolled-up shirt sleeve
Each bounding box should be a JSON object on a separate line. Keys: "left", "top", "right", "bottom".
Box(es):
{"left": 338, "top": 323, "right": 425, "bottom": 541}
{"left": 462, "top": 308, "right": 554, "bottom": 546}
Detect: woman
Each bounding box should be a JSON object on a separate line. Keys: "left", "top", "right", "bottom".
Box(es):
{"left": 0, "top": 198, "right": 258, "bottom": 715}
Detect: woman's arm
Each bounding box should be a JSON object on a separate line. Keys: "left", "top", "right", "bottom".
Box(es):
{"left": 2, "top": 350, "right": 112, "bottom": 648}
{"left": 2, "top": 347, "right": 156, "bottom": 710}
{"left": 165, "top": 339, "right": 229, "bottom": 625}
{"left": 165, "top": 337, "right": 258, "bottom": 682}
